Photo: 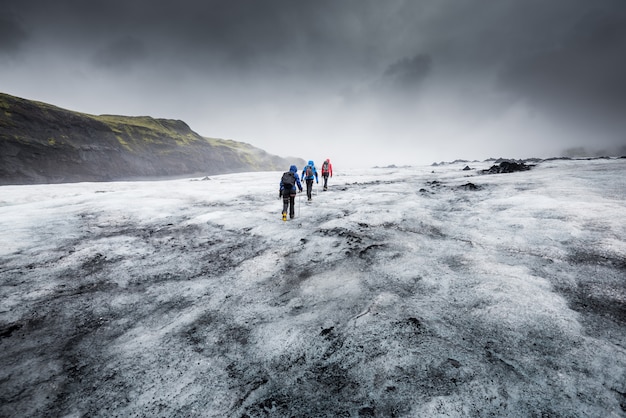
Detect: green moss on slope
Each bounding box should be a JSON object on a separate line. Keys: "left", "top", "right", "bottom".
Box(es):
{"left": 0, "top": 91, "right": 305, "bottom": 184}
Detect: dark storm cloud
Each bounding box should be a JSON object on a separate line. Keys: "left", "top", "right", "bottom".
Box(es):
{"left": 498, "top": 6, "right": 626, "bottom": 120}
{"left": 383, "top": 54, "right": 432, "bottom": 90}
{"left": 355, "top": 53, "right": 433, "bottom": 106}
{"left": 91, "top": 36, "right": 147, "bottom": 71}
{"left": 7, "top": 0, "right": 379, "bottom": 73}
{"left": 0, "top": 14, "right": 28, "bottom": 56}
{"left": 3, "top": 0, "right": 626, "bottom": 164}
{"left": 12, "top": 0, "right": 624, "bottom": 81}
{"left": 133, "top": 0, "right": 399, "bottom": 77}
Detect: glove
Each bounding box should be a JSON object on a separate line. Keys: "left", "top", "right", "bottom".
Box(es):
{"left": 316, "top": 181, "right": 319, "bottom": 184}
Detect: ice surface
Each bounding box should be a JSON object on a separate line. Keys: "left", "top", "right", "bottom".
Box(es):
{"left": 1, "top": 159, "right": 625, "bottom": 417}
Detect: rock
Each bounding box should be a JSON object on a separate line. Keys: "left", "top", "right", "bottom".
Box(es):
{"left": 459, "top": 182, "right": 480, "bottom": 190}
{"left": 481, "top": 161, "right": 534, "bottom": 174}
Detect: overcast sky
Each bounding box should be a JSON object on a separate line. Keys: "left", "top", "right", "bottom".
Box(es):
{"left": 2, "top": 0, "right": 625, "bottom": 167}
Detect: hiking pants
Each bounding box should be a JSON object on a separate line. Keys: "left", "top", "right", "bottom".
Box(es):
{"left": 322, "top": 174, "right": 329, "bottom": 189}
{"left": 305, "top": 179, "right": 314, "bottom": 200}
{"left": 282, "top": 190, "right": 296, "bottom": 218}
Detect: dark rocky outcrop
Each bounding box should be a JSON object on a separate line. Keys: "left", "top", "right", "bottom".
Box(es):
{"left": 458, "top": 182, "right": 480, "bottom": 190}
{"left": 0, "top": 92, "right": 305, "bottom": 185}
{"left": 481, "top": 161, "right": 534, "bottom": 174}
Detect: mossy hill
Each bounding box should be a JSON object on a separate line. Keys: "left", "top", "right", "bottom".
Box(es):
{"left": 0, "top": 92, "right": 304, "bottom": 185}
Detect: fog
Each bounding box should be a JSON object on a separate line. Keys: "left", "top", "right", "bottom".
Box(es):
{"left": 2, "top": 0, "right": 626, "bottom": 166}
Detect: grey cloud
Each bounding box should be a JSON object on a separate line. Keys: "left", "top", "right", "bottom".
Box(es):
{"left": 5, "top": 0, "right": 414, "bottom": 76}
{"left": 383, "top": 54, "right": 432, "bottom": 90}
{"left": 4, "top": 0, "right": 626, "bottom": 163}
{"left": 154, "top": 0, "right": 383, "bottom": 75}
{"left": 498, "top": 7, "right": 626, "bottom": 114}
{"left": 351, "top": 53, "right": 433, "bottom": 108}
{"left": 91, "top": 36, "right": 147, "bottom": 70}
{"left": 0, "top": 15, "right": 28, "bottom": 56}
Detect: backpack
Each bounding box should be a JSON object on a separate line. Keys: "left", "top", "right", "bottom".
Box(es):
{"left": 322, "top": 161, "right": 329, "bottom": 174}
{"left": 305, "top": 166, "right": 313, "bottom": 178}
{"left": 281, "top": 171, "right": 295, "bottom": 191}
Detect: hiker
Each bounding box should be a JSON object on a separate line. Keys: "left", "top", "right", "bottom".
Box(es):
{"left": 301, "top": 160, "right": 318, "bottom": 201}
{"left": 321, "top": 158, "right": 333, "bottom": 191}
{"left": 279, "top": 165, "right": 303, "bottom": 220}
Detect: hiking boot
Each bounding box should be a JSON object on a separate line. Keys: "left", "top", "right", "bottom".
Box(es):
{"left": 282, "top": 212, "right": 287, "bottom": 221}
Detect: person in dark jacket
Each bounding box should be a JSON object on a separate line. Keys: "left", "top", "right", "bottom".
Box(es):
{"left": 279, "top": 165, "right": 303, "bottom": 220}
{"left": 300, "top": 160, "right": 318, "bottom": 201}
{"left": 321, "top": 158, "right": 333, "bottom": 191}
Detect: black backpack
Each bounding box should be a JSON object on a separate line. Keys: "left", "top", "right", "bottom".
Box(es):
{"left": 281, "top": 171, "right": 295, "bottom": 191}
{"left": 322, "top": 161, "right": 329, "bottom": 174}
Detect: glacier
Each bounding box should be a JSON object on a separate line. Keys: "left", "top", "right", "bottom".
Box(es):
{"left": 1, "top": 158, "right": 625, "bottom": 417}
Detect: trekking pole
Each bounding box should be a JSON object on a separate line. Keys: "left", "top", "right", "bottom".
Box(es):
{"left": 298, "top": 192, "right": 301, "bottom": 217}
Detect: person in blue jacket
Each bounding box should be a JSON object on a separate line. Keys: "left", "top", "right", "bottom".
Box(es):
{"left": 301, "top": 160, "right": 318, "bottom": 201}
{"left": 279, "top": 165, "right": 303, "bottom": 220}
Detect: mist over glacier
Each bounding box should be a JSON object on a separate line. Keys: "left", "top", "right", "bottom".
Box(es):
{"left": 1, "top": 158, "right": 625, "bottom": 417}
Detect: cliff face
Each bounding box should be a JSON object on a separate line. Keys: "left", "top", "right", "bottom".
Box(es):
{"left": 0, "top": 93, "right": 304, "bottom": 184}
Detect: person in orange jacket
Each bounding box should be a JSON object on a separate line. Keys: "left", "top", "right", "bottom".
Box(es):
{"left": 321, "top": 158, "right": 333, "bottom": 191}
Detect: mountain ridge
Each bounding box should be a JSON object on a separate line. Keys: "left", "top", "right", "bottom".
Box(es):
{"left": 0, "top": 92, "right": 304, "bottom": 185}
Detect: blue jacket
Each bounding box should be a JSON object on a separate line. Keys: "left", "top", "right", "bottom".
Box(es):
{"left": 301, "top": 160, "right": 319, "bottom": 183}
{"left": 279, "top": 165, "right": 303, "bottom": 194}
